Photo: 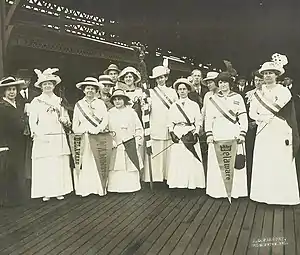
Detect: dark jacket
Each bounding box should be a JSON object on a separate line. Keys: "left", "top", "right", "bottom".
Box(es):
{"left": 188, "top": 85, "right": 209, "bottom": 110}
{"left": 16, "top": 87, "right": 40, "bottom": 112}
{"left": 0, "top": 99, "right": 26, "bottom": 206}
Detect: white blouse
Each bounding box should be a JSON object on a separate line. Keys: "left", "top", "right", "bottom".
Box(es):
{"left": 72, "top": 97, "right": 108, "bottom": 135}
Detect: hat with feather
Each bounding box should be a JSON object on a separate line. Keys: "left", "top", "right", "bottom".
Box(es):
{"left": 34, "top": 68, "right": 61, "bottom": 88}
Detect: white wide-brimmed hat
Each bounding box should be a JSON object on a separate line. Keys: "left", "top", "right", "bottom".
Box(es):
{"left": 98, "top": 75, "right": 115, "bottom": 86}
{"left": 103, "top": 64, "right": 121, "bottom": 75}
{"left": 110, "top": 89, "right": 130, "bottom": 103}
{"left": 258, "top": 61, "right": 285, "bottom": 76}
{"left": 118, "top": 66, "right": 141, "bottom": 84}
{"left": 203, "top": 71, "right": 219, "bottom": 81}
{"left": 173, "top": 78, "right": 193, "bottom": 91}
{"left": 149, "top": 66, "right": 170, "bottom": 79}
{"left": 76, "top": 77, "right": 101, "bottom": 90}
{"left": 34, "top": 68, "right": 61, "bottom": 88}
{"left": 0, "top": 76, "right": 25, "bottom": 88}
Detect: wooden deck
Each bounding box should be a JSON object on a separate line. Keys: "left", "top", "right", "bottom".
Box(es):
{"left": 0, "top": 185, "right": 299, "bottom": 255}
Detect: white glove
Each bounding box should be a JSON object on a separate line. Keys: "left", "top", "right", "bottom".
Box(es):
{"left": 207, "top": 136, "right": 214, "bottom": 144}
{"left": 237, "top": 135, "right": 245, "bottom": 144}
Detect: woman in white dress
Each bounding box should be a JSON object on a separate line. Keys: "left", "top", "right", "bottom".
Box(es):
{"left": 205, "top": 72, "right": 248, "bottom": 199}
{"left": 167, "top": 78, "right": 206, "bottom": 189}
{"left": 118, "top": 66, "right": 143, "bottom": 121}
{"left": 107, "top": 89, "right": 143, "bottom": 193}
{"left": 72, "top": 77, "right": 108, "bottom": 197}
{"left": 250, "top": 61, "right": 300, "bottom": 205}
{"left": 29, "top": 68, "right": 73, "bottom": 201}
{"left": 144, "top": 66, "right": 178, "bottom": 183}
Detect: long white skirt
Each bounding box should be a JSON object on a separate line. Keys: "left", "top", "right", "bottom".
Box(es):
{"left": 107, "top": 144, "right": 141, "bottom": 193}
{"left": 107, "top": 171, "right": 141, "bottom": 193}
{"left": 144, "top": 139, "right": 172, "bottom": 182}
{"left": 31, "top": 155, "right": 73, "bottom": 198}
{"left": 167, "top": 141, "right": 205, "bottom": 189}
{"left": 73, "top": 135, "right": 106, "bottom": 197}
{"left": 206, "top": 143, "right": 248, "bottom": 199}
{"left": 250, "top": 118, "right": 300, "bottom": 205}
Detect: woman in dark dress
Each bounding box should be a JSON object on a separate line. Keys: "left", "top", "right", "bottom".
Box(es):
{"left": 0, "top": 77, "right": 26, "bottom": 207}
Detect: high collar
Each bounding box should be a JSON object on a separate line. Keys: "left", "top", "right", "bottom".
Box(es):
{"left": 84, "top": 96, "right": 97, "bottom": 103}
{"left": 179, "top": 97, "right": 189, "bottom": 104}
{"left": 217, "top": 90, "right": 236, "bottom": 97}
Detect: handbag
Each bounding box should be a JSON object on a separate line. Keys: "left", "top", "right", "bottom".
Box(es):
{"left": 235, "top": 143, "right": 246, "bottom": 170}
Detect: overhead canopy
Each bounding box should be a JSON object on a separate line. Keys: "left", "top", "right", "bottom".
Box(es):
{"left": 48, "top": 0, "right": 300, "bottom": 78}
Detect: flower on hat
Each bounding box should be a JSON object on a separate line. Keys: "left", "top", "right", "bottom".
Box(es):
{"left": 34, "top": 68, "right": 61, "bottom": 88}
{"left": 258, "top": 53, "right": 288, "bottom": 76}
{"left": 259, "top": 62, "right": 285, "bottom": 76}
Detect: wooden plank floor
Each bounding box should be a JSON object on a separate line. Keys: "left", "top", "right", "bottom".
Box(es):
{"left": 0, "top": 186, "right": 299, "bottom": 255}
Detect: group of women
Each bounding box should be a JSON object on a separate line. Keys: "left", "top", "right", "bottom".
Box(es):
{"left": 0, "top": 58, "right": 299, "bottom": 207}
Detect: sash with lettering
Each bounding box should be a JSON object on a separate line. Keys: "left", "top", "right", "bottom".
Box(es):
{"left": 76, "top": 101, "right": 103, "bottom": 127}
{"left": 214, "top": 140, "right": 238, "bottom": 203}
{"left": 254, "top": 90, "right": 300, "bottom": 158}
{"left": 153, "top": 86, "right": 173, "bottom": 109}
{"left": 69, "top": 134, "right": 85, "bottom": 172}
{"left": 88, "top": 133, "right": 113, "bottom": 193}
{"left": 209, "top": 96, "right": 237, "bottom": 124}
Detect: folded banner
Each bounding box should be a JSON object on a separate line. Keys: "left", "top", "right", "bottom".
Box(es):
{"left": 123, "top": 137, "right": 141, "bottom": 172}
{"left": 88, "top": 133, "right": 113, "bottom": 193}
{"left": 214, "top": 140, "right": 238, "bottom": 203}
{"left": 69, "top": 134, "right": 85, "bottom": 171}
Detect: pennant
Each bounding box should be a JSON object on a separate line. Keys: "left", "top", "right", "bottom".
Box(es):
{"left": 89, "top": 133, "right": 113, "bottom": 193}
{"left": 214, "top": 140, "right": 238, "bottom": 203}
{"left": 69, "top": 134, "right": 85, "bottom": 171}
{"left": 123, "top": 137, "right": 140, "bottom": 172}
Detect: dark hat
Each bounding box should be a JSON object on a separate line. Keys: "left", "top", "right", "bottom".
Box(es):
{"left": 252, "top": 70, "right": 263, "bottom": 79}
{"left": 215, "top": 72, "right": 234, "bottom": 85}
{"left": 110, "top": 89, "right": 130, "bottom": 104}
{"left": 236, "top": 75, "right": 247, "bottom": 81}
{"left": 98, "top": 75, "right": 115, "bottom": 86}
{"left": 16, "top": 69, "right": 32, "bottom": 78}
{"left": 0, "top": 77, "right": 25, "bottom": 88}
{"left": 104, "top": 64, "right": 120, "bottom": 75}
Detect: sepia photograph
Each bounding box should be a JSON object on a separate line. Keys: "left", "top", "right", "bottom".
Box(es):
{"left": 0, "top": 0, "right": 300, "bottom": 254}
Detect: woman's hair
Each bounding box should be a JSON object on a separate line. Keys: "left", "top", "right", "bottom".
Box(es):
{"left": 0, "top": 85, "right": 19, "bottom": 98}
{"left": 81, "top": 84, "right": 99, "bottom": 92}
{"left": 112, "top": 96, "right": 131, "bottom": 106}
{"left": 175, "top": 83, "right": 192, "bottom": 92}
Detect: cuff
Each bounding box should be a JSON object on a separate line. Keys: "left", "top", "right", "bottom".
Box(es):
{"left": 240, "top": 130, "right": 247, "bottom": 137}
{"left": 206, "top": 131, "right": 213, "bottom": 138}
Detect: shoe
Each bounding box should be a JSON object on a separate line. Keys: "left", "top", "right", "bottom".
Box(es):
{"left": 56, "top": 196, "right": 64, "bottom": 200}
{"left": 42, "top": 197, "right": 50, "bottom": 202}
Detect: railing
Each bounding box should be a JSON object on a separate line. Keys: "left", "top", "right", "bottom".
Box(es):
{"left": 5, "top": 0, "right": 195, "bottom": 69}
{"left": 5, "top": 0, "right": 133, "bottom": 50}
